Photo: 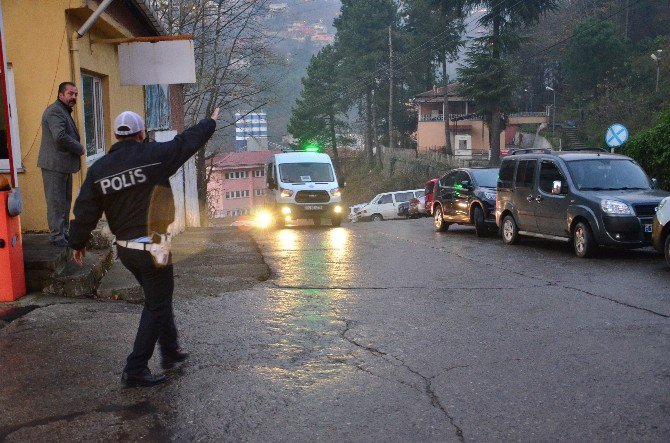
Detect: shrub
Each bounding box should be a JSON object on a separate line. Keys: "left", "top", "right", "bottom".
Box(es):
{"left": 623, "top": 110, "right": 670, "bottom": 190}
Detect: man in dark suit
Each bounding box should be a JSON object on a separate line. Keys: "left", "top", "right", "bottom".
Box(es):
{"left": 38, "top": 82, "right": 85, "bottom": 247}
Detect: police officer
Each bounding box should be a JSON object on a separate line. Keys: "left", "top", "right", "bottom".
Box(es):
{"left": 69, "top": 107, "right": 219, "bottom": 387}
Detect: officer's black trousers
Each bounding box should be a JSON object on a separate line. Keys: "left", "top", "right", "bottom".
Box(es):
{"left": 117, "top": 246, "right": 179, "bottom": 375}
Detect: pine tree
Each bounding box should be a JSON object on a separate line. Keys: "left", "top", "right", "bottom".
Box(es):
{"left": 458, "top": 0, "right": 558, "bottom": 165}
{"left": 334, "top": 0, "right": 398, "bottom": 167}
{"left": 288, "top": 46, "right": 347, "bottom": 173}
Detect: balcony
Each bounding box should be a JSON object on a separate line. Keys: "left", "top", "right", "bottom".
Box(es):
{"left": 419, "top": 113, "right": 482, "bottom": 122}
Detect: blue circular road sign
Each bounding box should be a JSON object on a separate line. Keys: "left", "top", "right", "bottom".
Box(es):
{"left": 606, "top": 123, "right": 629, "bottom": 148}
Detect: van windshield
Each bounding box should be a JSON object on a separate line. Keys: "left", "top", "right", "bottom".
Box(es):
{"left": 566, "top": 159, "right": 651, "bottom": 191}
{"left": 279, "top": 163, "right": 334, "bottom": 183}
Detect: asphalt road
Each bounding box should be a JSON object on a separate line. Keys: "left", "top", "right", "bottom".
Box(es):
{"left": 242, "top": 218, "right": 670, "bottom": 441}
{"left": 1, "top": 221, "right": 668, "bottom": 441}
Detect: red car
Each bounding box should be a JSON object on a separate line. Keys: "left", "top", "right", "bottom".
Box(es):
{"left": 423, "top": 178, "right": 438, "bottom": 216}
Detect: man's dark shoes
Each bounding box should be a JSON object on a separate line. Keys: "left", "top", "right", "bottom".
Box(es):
{"left": 161, "top": 348, "right": 189, "bottom": 369}
{"left": 121, "top": 370, "right": 166, "bottom": 388}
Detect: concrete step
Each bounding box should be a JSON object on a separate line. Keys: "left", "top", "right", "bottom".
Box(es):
{"left": 96, "top": 259, "right": 143, "bottom": 303}
{"left": 22, "top": 234, "right": 69, "bottom": 293}
{"left": 42, "top": 249, "right": 115, "bottom": 298}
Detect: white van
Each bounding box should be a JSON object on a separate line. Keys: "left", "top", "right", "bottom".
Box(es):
{"left": 262, "top": 151, "right": 344, "bottom": 227}
{"left": 357, "top": 189, "right": 425, "bottom": 221}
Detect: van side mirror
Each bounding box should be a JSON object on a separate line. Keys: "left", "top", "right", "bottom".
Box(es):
{"left": 268, "top": 177, "right": 277, "bottom": 190}
{"left": 551, "top": 180, "right": 562, "bottom": 195}
{"left": 651, "top": 178, "right": 658, "bottom": 189}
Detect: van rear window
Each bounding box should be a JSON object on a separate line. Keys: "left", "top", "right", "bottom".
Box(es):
{"left": 515, "top": 160, "right": 537, "bottom": 188}
{"left": 499, "top": 160, "right": 515, "bottom": 188}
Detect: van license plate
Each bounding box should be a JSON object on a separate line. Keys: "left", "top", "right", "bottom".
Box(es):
{"left": 644, "top": 224, "right": 652, "bottom": 233}
{"left": 304, "top": 205, "right": 323, "bottom": 211}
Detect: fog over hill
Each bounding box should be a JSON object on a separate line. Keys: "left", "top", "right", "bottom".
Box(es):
{"left": 262, "top": 0, "right": 341, "bottom": 146}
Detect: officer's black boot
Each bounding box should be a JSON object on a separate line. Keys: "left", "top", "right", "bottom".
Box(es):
{"left": 161, "top": 348, "right": 189, "bottom": 369}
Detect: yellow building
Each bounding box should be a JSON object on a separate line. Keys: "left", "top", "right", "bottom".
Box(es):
{"left": 0, "top": 0, "right": 171, "bottom": 232}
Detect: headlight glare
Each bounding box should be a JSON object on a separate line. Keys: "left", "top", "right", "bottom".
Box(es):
{"left": 330, "top": 188, "right": 341, "bottom": 197}
{"left": 601, "top": 199, "right": 632, "bottom": 215}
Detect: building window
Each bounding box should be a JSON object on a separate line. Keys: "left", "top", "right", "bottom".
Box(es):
{"left": 145, "top": 84, "right": 170, "bottom": 130}
{"left": 253, "top": 169, "right": 264, "bottom": 177}
{"left": 226, "top": 209, "right": 250, "bottom": 217}
{"left": 254, "top": 189, "right": 265, "bottom": 196}
{"left": 225, "top": 190, "right": 250, "bottom": 199}
{"left": 225, "top": 171, "right": 248, "bottom": 180}
{"left": 82, "top": 73, "right": 105, "bottom": 161}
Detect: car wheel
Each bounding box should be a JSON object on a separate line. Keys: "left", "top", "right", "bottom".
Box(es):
{"left": 372, "top": 214, "right": 383, "bottom": 222}
{"left": 433, "top": 206, "right": 449, "bottom": 232}
{"left": 331, "top": 216, "right": 342, "bottom": 227}
{"left": 501, "top": 214, "right": 519, "bottom": 245}
{"left": 473, "top": 205, "right": 487, "bottom": 237}
{"left": 573, "top": 221, "right": 597, "bottom": 258}
{"left": 664, "top": 234, "right": 670, "bottom": 267}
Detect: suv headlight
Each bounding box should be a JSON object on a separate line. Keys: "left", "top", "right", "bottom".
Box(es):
{"left": 601, "top": 199, "right": 632, "bottom": 215}
{"left": 280, "top": 188, "right": 294, "bottom": 198}
{"left": 330, "top": 188, "right": 341, "bottom": 197}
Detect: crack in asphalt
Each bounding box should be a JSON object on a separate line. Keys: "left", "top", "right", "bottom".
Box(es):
{"left": 0, "top": 400, "right": 159, "bottom": 441}
{"left": 383, "top": 231, "right": 669, "bottom": 318}
{"left": 271, "top": 283, "right": 550, "bottom": 291}
{"left": 338, "top": 318, "right": 465, "bottom": 441}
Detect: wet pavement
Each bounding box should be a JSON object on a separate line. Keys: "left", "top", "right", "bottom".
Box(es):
{"left": 0, "top": 221, "right": 669, "bottom": 441}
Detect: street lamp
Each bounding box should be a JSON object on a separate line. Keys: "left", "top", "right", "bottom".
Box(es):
{"left": 546, "top": 86, "right": 556, "bottom": 135}
{"left": 651, "top": 49, "right": 662, "bottom": 93}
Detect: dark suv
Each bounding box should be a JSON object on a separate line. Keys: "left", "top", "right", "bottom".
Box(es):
{"left": 496, "top": 149, "right": 669, "bottom": 257}
{"left": 433, "top": 168, "right": 499, "bottom": 236}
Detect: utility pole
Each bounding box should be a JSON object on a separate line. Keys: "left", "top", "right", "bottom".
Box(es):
{"left": 651, "top": 50, "right": 662, "bottom": 93}
{"left": 388, "top": 26, "right": 394, "bottom": 152}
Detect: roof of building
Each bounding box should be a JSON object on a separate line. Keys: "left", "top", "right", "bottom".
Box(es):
{"left": 130, "top": 0, "right": 167, "bottom": 36}
{"left": 414, "top": 83, "right": 467, "bottom": 102}
{"left": 210, "top": 150, "right": 282, "bottom": 169}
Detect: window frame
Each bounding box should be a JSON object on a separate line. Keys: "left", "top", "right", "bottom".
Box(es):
{"left": 81, "top": 73, "right": 106, "bottom": 164}
{"left": 538, "top": 160, "right": 567, "bottom": 195}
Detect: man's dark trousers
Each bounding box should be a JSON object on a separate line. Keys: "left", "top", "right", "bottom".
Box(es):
{"left": 41, "top": 169, "right": 72, "bottom": 243}
{"left": 117, "top": 246, "right": 178, "bottom": 374}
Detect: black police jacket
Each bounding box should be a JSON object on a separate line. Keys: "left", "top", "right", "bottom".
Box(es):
{"left": 69, "top": 118, "right": 216, "bottom": 250}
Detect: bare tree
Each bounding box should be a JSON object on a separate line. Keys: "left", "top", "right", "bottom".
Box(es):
{"left": 148, "top": 0, "right": 278, "bottom": 220}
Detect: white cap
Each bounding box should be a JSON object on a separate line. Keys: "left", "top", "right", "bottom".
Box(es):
{"left": 114, "top": 111, "right": 145, "bottom": 135}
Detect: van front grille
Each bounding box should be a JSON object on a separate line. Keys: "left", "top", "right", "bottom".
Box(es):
{"left": 295, "top": 190, "right": 330, "bottom": 203}
{"left": 633, "top": 204, "right": 658, "bottom": 217}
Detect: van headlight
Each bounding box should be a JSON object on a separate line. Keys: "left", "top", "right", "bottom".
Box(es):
{"left": 330, "top": 188, "right": 341, "bottom": 197}
{"left": 281, "top": 206, "right": 291, "bottom": 215}
{"left": 601, "top": 199, "right": 632, "bottom": 215}
{"left": 334, "top": 205, "right": 342, "bottom": 213}
{"left": 280, "top": 188, "right": 294, "bottom": 198}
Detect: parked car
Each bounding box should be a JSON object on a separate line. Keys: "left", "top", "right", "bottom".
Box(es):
{"left": 424, "top": 178, "right": 438, "bottom": 215}
{"left": 408, "top": 195, "right": 427, "bottom": 218}
{"left": 397, "top": 201, "right": 411, "bottom": 218}
{"left": 348, "top": 204, "right": 366, "bottom": 222}
{"left": 496, "top": 149, "right": 670, "bottom": 257}
{"left": 357, "top": 189, "right": 425, "bottom": 221}
{"left": 652, "top": 196, "right": 670, "bottom": 267}
{"left": 433, "top": 168, "right": 499, "bottom": 236}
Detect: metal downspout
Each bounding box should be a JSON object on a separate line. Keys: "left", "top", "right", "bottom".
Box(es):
{"left": 69, "top": 0, "right": 115, "bottom": 182}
